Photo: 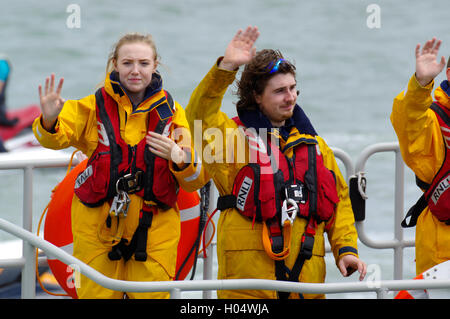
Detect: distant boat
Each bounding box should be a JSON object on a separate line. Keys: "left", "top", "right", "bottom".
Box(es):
{"left": 0, "top": 104, "right": 42, "bottom": 152}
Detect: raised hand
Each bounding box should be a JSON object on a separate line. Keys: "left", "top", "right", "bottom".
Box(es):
{"left": 415, "top": 37, "right": 446, "bottom": 87}
{"left": 38, "top": 73, "right": 65, "bottom": 131}
{"left": 219, "top": 26, "right": 260, "bottom": 71}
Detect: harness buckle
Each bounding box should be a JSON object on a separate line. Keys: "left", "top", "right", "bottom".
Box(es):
{"left": 116, "top": 171, "right": 144, "bottom": 194}
{"left": 281, "top": 197, "right": 298, "bottom": 226}
{"left": 109, "top": 191, "right": 130, "bottom": 218}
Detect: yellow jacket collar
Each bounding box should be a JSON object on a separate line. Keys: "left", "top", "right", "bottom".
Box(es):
{"left": 435, "top": 80, "right": 450, "bottom": 109}
{"left": 103, "top": 71, "right": 174, "bottom": 119}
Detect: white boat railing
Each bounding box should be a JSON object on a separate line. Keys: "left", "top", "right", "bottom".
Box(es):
{"left": 352, "top": 142, "right": 415, "bottom": 281}
{"left": 0, "top": 143, "right": 449, "bottom": 299}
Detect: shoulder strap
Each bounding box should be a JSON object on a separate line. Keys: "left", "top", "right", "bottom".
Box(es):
{"left": 143, "top": 117, "right": 171, "bottom": 208}
{"left": 94, "top": 88, "right": 122, "bottom": 199}
{"left": 402, "top": 194, "right": 427, "bottom": 228}
{"left": 431, "top": 102, "right": 450, "bottom": 127}
{"left": 303, "top": 144, "right": 318, "bottom": 219}
{"left": 415, "top": 175, "right": 431, "bottom": 191}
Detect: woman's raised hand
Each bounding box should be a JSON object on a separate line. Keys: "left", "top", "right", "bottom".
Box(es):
{"left": 38, "top": 73, "right": 65, "bottom": 131}
{"left": 219, "top": 26, "right": 260, "bottom": 71}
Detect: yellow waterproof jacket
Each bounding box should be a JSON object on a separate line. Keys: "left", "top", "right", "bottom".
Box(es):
{"left": 391, "top": 74, "right": 450, "bottom": 275}
{"left": 186, "top": 62, "right": 359, "bottom": 299}
{"left": 33, "top": 72, "right": 208, "bottom": 278}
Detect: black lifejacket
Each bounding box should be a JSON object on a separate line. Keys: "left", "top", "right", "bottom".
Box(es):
{"left": 403, "top": 102, "right": 450, "bottom": 227}
{"left": 74, "top": 87, "right": 179, "bottom": 209}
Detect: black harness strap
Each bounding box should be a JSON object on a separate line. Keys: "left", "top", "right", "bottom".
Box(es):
{"left": 216, "top": 195, "right": 237, "bottom": 211}
{"left": 133, "top": 206, "right": 154, "bottom": 261}
{"left": 402, "top": 194, "right": 427, "bottom": 228}
{"left": 143, "top": 118, "right": 171, "bottom": 210}
{"left": 276, "top": 144, "right": 317, "bottom": 299}
{"left": 95, "top": 89, "right": 122, "bottom": 203}
{"left": 107, "top": 207, "right": 154, "bottom": 262}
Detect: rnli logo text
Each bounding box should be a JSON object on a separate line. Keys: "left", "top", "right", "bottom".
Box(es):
{"left": 236, "top": 176, "right": 253, "bottom": 211}
{"left": 75, "top": 165, "right": 93, "bottom": 189}
{"left": 431, "top": 174, "right": 450, "bottom": 205}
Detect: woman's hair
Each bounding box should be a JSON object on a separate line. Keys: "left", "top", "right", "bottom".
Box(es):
{"left": 105, "top": 32, "right": 159, "bottom": 76}
{"left": 236, "top": 49, "right": 296, "bottom": 111}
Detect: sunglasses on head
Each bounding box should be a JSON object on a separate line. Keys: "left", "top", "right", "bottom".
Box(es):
{"left": 267, "top": 58, "right": 286, "bottom": 74}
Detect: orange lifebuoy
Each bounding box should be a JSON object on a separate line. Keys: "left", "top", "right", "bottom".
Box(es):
{"left": 394, "top": 272, "right": 428, "bottom": 299}
{"left": 175, "top": 187, "right": 201, "bottom": 280}
{"left": 44, "top": 159, "right": 201, "bottom": 298}
{"left": 394, "top": 260, "right": 450, "bottom": 299}
{"left": 44, "top": 159, "right": 87, "bottom": 299}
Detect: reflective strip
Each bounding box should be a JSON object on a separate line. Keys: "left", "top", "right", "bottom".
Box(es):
{"left": 180, "top": 205, "right": 200, "bottom": 222}
{"left": 163, "top": 121, "right": 172, "bottom": 137}
{"left": 407, "top": 289, "right": 429, "bottom": 299}
{"left": 440, "top": 126, "right": 450, "bottom": 133}
{"left": 36, "top": 125, "right": 43, "bottom": 139}
{"left": 442, "top": 133, "right": 450, "bottom": 149}
{"left": 184, "top": 152, "right": 202, "bottom": 182}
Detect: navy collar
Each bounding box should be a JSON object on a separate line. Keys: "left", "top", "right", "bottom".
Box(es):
{"left": 441, "top": 80, "right": 450, "bottom": 97}
{"left": 237, "top": 104, "right": 317, "bottom": 138}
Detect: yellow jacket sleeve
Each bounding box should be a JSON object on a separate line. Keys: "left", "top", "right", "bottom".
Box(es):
{"left": 390, "top": 74, "right": 444, "bottom": 183}
{"left": 185, "top": 60, "right": 245, "bottom": 195}
{"left": 168, "top": 101, "right": 210, "bottom": 192}
{"left": 32, "top": 94, "right": 99, "bottom": 156}
{"left": 318, "top": 137, "right": 359, "bottom": 261}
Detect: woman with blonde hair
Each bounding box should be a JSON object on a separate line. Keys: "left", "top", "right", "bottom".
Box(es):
{"left": 33, "top": 32, "right": 208, "bottom": 299}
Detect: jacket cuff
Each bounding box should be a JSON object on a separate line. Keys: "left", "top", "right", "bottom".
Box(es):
{"left": 169, "top": 148, "right": 202, "bottom": 181}
{"left": 34, "top": 115, "right": 59, "bottom": 140}
{"left": 337, "top": 246, "right": 358, "bottom": 259}
{"left": 411, "top": 73, "right": 434, "bottom": 91}
{"left": 210, "top": 57, "right": 238, "bottom": 86}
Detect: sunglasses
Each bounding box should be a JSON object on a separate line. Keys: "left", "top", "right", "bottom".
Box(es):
{"left": 267, "top": 58, "right": 286, "bottom": 74}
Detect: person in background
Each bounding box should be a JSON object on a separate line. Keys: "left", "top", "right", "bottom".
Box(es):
{"left": 185, "top": 26, "right": 366, "bottom": 299}
{"left": 0, "top": 56, "right": 18, "bottom": 126}
{"left": 391, "top": 38, "right": 450, "bottom": 275}
{"left": 33, "top": 33, "right": 208, "bottom": 298}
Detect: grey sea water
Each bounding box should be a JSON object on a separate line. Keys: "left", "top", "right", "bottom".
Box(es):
{"left": 0, "top": 0, "right": 449, "bottom": 298}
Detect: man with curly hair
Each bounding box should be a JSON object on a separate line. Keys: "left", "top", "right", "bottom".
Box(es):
{"left": 186, "top": 26, "right": 366, "bottom": 299}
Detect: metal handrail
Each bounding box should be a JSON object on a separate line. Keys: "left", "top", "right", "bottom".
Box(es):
{"left": 353, "top": 142, "right": 415, "bottom": 280}
{"left": 0, "top": 144, "right": 449, "bottom": 299}
{"left": 1, "top": 217, "right": 450, "bottom": 299}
